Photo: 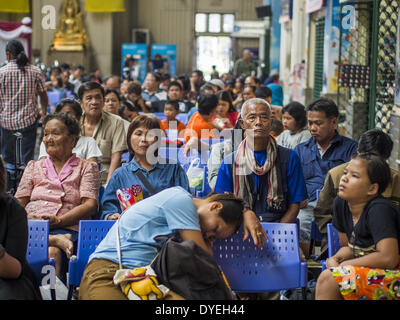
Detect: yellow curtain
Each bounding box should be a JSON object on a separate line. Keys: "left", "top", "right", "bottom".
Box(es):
{"left": 0, "top": 0, "right": 29, "bottom": 13}
{"left": 85, "top": 0, "right": 125, "bottom": 12}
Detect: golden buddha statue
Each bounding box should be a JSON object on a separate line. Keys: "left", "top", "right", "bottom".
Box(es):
{"left": 51, "top": 0, "right": 89, "bottom": 51}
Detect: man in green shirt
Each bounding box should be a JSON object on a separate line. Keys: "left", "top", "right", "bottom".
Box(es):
{"left": 233, "top": 49, "right": 257, "bottom": 78}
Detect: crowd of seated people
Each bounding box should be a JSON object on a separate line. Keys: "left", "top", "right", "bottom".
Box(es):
{"left": 2, "top": 58, "right": 400, "bottom": 301}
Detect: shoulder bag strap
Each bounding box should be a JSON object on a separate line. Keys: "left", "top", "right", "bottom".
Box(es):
{"left": 115, "top": 218, "right": 123, "bottom": 269}
{"left": 134, "top": 169, "right": 156, "bottom": 195}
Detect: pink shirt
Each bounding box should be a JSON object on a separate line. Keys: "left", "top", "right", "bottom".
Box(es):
{"left": 15, "top": 154, "right": 100, "bottom": 232}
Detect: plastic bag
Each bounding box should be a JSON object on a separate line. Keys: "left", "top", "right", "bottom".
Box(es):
{"left": 186, "top": 158, "right": 204, "bottom": 190}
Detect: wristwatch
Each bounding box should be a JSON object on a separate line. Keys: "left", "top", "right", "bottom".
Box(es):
{"left": 0, "top": 244, "right": 6, "bottom": 260}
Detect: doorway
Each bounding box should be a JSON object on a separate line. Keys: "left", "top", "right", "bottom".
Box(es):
{"left": 196, "top": 36, "right": 232, "bottom": 80}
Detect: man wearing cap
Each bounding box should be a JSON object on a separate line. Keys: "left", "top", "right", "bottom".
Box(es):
{"left": 233, "top": 49, "right": 258, "bottom": 78}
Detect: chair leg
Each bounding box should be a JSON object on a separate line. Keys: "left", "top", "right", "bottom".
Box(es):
{"left": 301, "top": 287, "right": 308, "bottom": 300}
{"left": 67, "top": 285, "right": 75, "bottom": 300}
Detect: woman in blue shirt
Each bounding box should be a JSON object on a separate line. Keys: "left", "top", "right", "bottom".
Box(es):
{"left": 100, "top": 114, "right": 190, "bottom": 220}
{"left": 79, "top": 187, "right": 266, "bottom": 300}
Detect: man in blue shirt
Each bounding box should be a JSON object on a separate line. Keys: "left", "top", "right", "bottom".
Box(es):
{"left": 214, "top": 98, "right": 308, "bottom": 225}
{"left": 141, "top": 72, "right": 167, "bottom": 109}
{"left": 294, "top": 97, "right": 358, "bottom": 258}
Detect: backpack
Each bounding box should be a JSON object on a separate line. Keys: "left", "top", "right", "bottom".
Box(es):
{"left": 151, "top": 237, "right": 234, "bottom": 300}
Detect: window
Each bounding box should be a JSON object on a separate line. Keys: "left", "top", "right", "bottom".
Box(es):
{"left": 195, "top": 13, "right": 207, "bottom": 33}
{"left": 195, "top": 13, "right": 235, "bottom": 78}
{"left": 195, "top": 13, "right": 235, "bottom": 34}
{"left": 223, "top": 14, "right": 235, "bottom": 33}
{"left": 196, "top": 36, "right": 232, "bottom": 78}
{"left": 208, "top": 14, "right": 221, "bottom": 33}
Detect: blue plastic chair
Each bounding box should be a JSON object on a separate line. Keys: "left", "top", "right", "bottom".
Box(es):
{"left": 176, "top": 113, "right": 188, "bottom": 124}
{"left": 121, "top": 151, "right": 130, "bottom": 164}
{"left": 321, "top": 223, "right": 341, "bottom": 271}
{"left": 327, "top": 223, "right": 341, "bottom": 257}
{"left": 153, "top": 112, "right": 166, "bottom": 120}
{"left": 213, "top": 222, "right": 308, "bottom": 297}
{"left": 67, "top": 220, "right": 116, "bottom": 300}
{"left": 26, "top": 220, "right": 57, "bottom": 300}
{"left": 47, "top": 91, "right": 60, "bottom": 107}
{"left": 195, "top": 166, "right": 212, "bottom": 197}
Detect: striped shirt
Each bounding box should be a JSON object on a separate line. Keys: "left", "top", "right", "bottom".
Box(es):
{"left": 0, "top": 60, "right": 46, "bottom": 130}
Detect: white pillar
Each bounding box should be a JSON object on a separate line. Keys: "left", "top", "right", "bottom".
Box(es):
{"left": 290, "top": 0, "right": 307, "bottom": 69}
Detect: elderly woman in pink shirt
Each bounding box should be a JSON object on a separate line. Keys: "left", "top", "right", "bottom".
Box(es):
{"left": 15, "top": 112, "right": 100, "bottom": 282}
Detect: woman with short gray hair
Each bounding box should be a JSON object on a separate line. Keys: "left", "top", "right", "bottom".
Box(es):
{"left": 15, "top": 112, "right": 101, "bottom": 284}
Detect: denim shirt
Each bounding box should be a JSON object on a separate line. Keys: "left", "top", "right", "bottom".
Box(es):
{"left": 294, "top": 131, "right": 358, "bottom": 202}
{"left": 100, "top": 158, "right": 190, "bottom": 220}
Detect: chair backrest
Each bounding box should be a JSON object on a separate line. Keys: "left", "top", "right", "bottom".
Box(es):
{"left": 47, "top": 91, "right": 60, "bottom": 106}
{"left": 26, "top": 220, "right": 50, "bottom": 280}
{"left": 196, "top": 166, "right": 212, "bottom": 197}
{"left": 176, "top": 113, "right": 188, "bottom": 124}
{"left": 327, "top": 223, "right": 341, "bottom": 257}
{"left": 213, "top": 222, "right": 305, "bottom": 292}
{"left": 121, "top": 151, "right": 130, "bottom": 164}
{"left": 154, "top": 112, "right": 166, "bottom": 120}
{"left": 76, "top": 220, "right": 116, "bottom": 263}
{"left": 310, "top": 219, "right": 323, "bottom": 242}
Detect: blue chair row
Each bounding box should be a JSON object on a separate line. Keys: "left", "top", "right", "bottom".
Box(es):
{"left": 213, "top": 222, "right": 308, "bottom": 298}
{"left": 26, "top": 220, "right": 57, "bottom": 300}
{"left": 47, "top": 90, "right": 72, "bottom": 107}
{"left": 67, "top": 220, "right": 116, "bottom": 300}
{"left": 67, "top": 220, "right": 308, "bottom": 300}
{"left": 153, "top": 112, "right": 188, "bottom": 124}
